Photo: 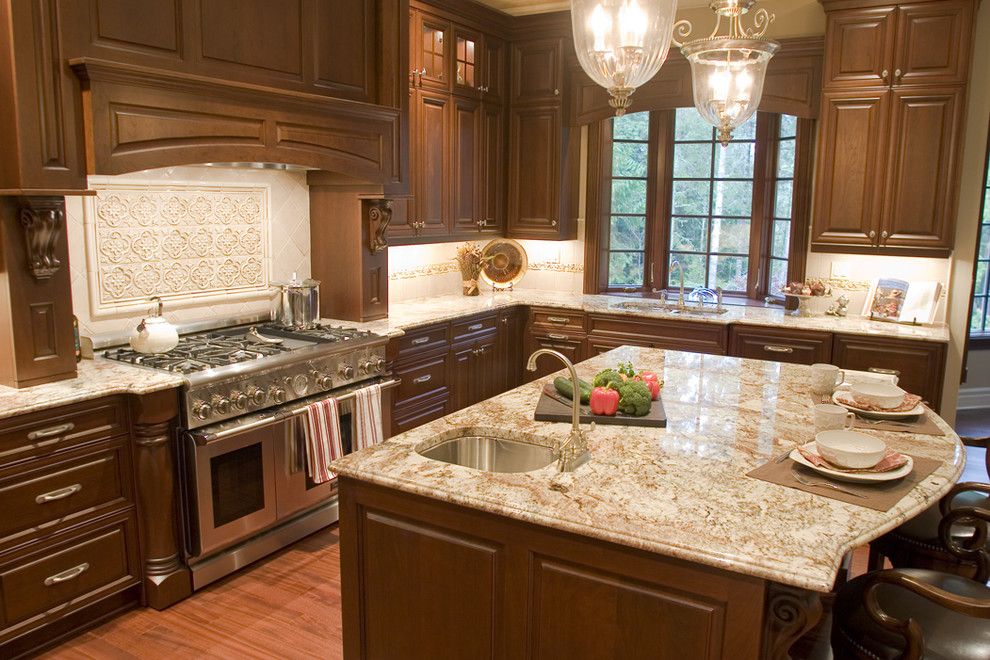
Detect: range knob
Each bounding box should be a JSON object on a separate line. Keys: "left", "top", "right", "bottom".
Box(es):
{"left": 211, "top": 395, "right": 231, "bottom": 415}
{"left": 311, "top": 371, "right": 333, "bottom": 391}
{"left": 338, "top": 364, "right": 355, "bottom": 379}
{"left": 192, "top": 400, "right": 213, "bottom": 420}
{"left": 270, "top": 386, "right": 287, "bottom": 404}
{"left": 361, "top": 358, "right": 387, "bottom": 374}
{"left": 231, "top": 391, "right": 249, "bottom": 411}
{"left": 248, "top": 386, "right": 267, "bottom": 406}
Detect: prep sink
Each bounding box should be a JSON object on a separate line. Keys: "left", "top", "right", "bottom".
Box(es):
{"left": 417, "top": 429, "right": 555, "bottom": 473}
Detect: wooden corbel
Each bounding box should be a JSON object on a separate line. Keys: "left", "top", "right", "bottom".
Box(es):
{"left": 19, "top": 196, "right": 66, "bottom": 280}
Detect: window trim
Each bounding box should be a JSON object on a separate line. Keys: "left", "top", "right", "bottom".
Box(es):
{"left": 965, "top": 116, "right": 990, "bottom": 347}
{"left": 585, "top": 109, "right": 813, "bottom": 301}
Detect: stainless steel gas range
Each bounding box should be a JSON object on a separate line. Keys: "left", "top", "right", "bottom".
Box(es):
{"left": 104, "top": 322, "right": 395, "bottom": 589}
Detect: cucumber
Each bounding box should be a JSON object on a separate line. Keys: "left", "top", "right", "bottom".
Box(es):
{"left": 554, "top": 377, "right": 592, "bottom": 404}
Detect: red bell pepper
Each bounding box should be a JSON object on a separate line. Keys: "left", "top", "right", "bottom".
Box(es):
{"left": 590, "top": 386, "right": 620, "bottom": 416}
{"left": 636, "top": 371, "right": 662, "bottom": 400}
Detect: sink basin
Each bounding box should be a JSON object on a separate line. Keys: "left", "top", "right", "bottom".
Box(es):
{"left": 612, "top": 300, "right": 670, "bottom": 313}
{"left": 611, "top": 300, "right": 728, "bottom": 315}
{"left": 417, "top": 429, "right": 555, "bottom": 473}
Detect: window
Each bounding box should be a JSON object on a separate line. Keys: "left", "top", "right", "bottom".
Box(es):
{"left": 594, "top": 107, "right": 811, "bottom": 301}
{"left": 971, "top": 141, "right": 990, "bottom": 335}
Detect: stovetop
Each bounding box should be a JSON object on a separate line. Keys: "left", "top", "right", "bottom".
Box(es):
{"left": 103, "top": 323, "right": 378, "bottom": 375}
{"left": 103, "top": 323, "right": 389, "bottom": 429}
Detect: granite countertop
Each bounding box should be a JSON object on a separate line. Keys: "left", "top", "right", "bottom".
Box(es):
{"left": 0, "top": 358, "right": 185, "bottom": 421}
{"left": 331, "top": 346, "right": 964, "bottom": 592}
{"left": 342, "top": 290, "right": 951, "bottom": 343}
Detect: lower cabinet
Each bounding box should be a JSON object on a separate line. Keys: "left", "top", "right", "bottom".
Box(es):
{"left": 526, "top": 332, "right": 586, "bottom": 380}
{"left": 832, "top": 334, "right": 946, "bottom": 410}
{"left": 729, "top": 326, "right": 833, "bottom": 365}
{"left": 450, "top": 332, "right": 499, "bottom": 411}
{"left": 587, "top": 314, "right": 729, "bottom": 356}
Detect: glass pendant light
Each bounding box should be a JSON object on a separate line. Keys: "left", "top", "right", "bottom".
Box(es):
{"left": 570, "top": 0, "right": 679, "bottom": 116}
{"left": 675, "top": 0, "right": 779, "bottom": 145}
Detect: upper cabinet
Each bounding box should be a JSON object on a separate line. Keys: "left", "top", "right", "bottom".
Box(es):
{"left": 396, "top": 3, "right": 508, "bottom": 244}
{"left": 812, "top": 0, "right": 976, "bottom": 256}
{"left": 510, "top": 38, "right": 563, "bottom": 103}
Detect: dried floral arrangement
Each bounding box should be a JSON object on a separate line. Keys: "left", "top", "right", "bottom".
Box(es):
{"left": 455, "top": 242, "right": 489, "bottom": 296}
{"left": 782, "top": 278, "right": 832, "bottom": 297}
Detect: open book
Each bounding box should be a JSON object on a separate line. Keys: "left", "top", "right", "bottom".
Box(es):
{"left": 863, "top": 278, "right": 942, "bottom": 324}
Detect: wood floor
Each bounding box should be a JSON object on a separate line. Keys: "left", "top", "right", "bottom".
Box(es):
{"left": 43, "top": 528, "right": 344, "bottom": 659}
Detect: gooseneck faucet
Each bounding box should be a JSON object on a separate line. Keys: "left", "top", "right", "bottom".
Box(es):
{"left": 526, "top": 349, "right": 592, "bottom": 472}
{"left": 670, "top": 259, "right": 686, "bottom": 309}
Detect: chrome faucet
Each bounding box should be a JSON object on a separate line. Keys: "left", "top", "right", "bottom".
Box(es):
{"left": 669, "top": 260, "right": 686, "bottom": 309}
{"left": 526, "top": 349, "right": 592, "bottom": 473}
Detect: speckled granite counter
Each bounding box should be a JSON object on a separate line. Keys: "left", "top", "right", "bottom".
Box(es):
{"left": 344, "top": 290, "right": 950, "bottom": 343}
{"left": 332, "top": 346, "right": 964, "bottom": 592}
{"left": 0, "top": 358, "right": 184, "bottom": 421}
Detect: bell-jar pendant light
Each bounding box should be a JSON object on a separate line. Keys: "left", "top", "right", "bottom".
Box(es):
{"left": 570, "top": 0, "right": 679, "bottom": 116}
{"left": 674, "top": 0, "right": 779, "bottom": 145}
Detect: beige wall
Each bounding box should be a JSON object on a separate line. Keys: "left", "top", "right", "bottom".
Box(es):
{"left": 941, "top": 0, "right": 990, "bottom": 422}
{"left": 675, "top": 1, "right": 825, "bottom": 39}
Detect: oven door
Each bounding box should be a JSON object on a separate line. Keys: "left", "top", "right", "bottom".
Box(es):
{"left": 186, "top": 425, "right": 278, "bottom": 558}
{"left": 273, "top": 400, "right": 353, "bottom": 519}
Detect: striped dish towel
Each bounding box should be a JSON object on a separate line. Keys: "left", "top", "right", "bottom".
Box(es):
{"left": 304, "top": 398, "right": 343, "bottom": 484}
{"left": 353, "top": 383, "right": 384, "bottom": 452}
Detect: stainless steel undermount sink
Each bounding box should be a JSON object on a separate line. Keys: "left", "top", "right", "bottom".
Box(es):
{"left": 611, "top": 300, "right": 728, "bottom": 315}
{"left": 417, "top": 429, "right": 555, "bottom": 473}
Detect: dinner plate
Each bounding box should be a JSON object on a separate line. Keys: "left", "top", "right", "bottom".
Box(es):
{"left": 831, "top": 391, "right": 925, "bottom": 420}
{"left": 789, "top": 442, "right": 913, "bottom": 483}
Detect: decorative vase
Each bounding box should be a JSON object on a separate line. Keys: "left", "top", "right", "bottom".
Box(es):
{"left": 462, "top": 276, "right": 480, "bottom": 296}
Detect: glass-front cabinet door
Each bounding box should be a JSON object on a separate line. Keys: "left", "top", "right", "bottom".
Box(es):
{"left": 453, "top": 27, "right": 480, "bottom": 96}
{"left": 417, "top": 14, "right": 450, "bottom": 91}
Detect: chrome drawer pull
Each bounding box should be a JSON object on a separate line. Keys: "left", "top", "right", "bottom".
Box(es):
{"left": 28, "top": 423, "right": 75, "bottom": 441}
{"left": 411, "top": 336, "right": 430, "bottom": 345}
{"left": 547, "top": 316, "right": 570, "bottom": 324}
{"left": 467, "top": 323, "right": 484, "bottom": 331}
{"left": 35, "top": 483, "right": 82, "bottom": 504}
{"left": 413, "top": 375, "right": 432, "bottom": 384}
{"left": 44, "top": 562, "right": 89, "bottom": 586}
{"left": 548, "top": 333, "right": 569, "bottom": 341}
{"left": 764, "top": 345, "right": 794, "bottom": 354}
{"left": 868, "top": 367, "right": 900, "bottom": 376}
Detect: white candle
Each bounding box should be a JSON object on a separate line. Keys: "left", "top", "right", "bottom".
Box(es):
{"left": 618, "top": 0, "right": 646, "bottom": 49}
{"left": 588, "top": 4, "right": 612, "bottom": 53}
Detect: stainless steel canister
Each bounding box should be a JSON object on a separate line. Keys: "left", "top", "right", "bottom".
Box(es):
{"left": 271, "top": 274, "right": 320, "bottom": 329}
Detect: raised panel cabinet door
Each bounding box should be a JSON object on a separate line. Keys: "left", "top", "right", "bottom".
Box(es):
{"left": 480, "top": 103, "right": 505, "bottom": 234}
{"left": 508, "top": 104, "right": 562, "bottom": 237}
{"left": 893, "top": 1, "right": 974, "bottom": 87}
{"left": 832, "top": 335, "right": 946, "bottom": 411}
{"left": 880, "top": 87, "right": 964, "bottom": 253}
{"left": 412, "top": 89, "right": 451, "bottom": 238}
{"left": 449, "top": 344, "right": 476, "bottom": 412}
{"left": 452, "top": 96, "right": 482, "bottom": 233}
{"left": 811, "top": 90, "right": 890, "bottom": 249}
{"left": 510, "top": 38, "right": 562, "bottom": 103}
{"left": 526, "top": 334, "right": 584, "bottom": 381}
{"left": 474, "top": 336, "right": 499, "bottom": 403}
{"left": 199, "top": 0, "right": 304, "bottom": 78}
{"left": 823, "top": 7, "right": 896, "bottom": 88}
{"left": 311, "top": 0, "right": 375, "bottom": 102}
{"left": 482, "top": 36, "right": 505, "bottom": 103}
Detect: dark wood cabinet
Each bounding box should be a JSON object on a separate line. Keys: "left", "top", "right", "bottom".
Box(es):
{"left": 586, "top": 315, "right": 729, "bottom": 356}
{"left": 832, "top": 334, "right": 946, "bottom": 410}
{"left": 510, "top": 38, "right": 563, "bottom": 103}
{"left": 452, "top": 95, "right": 482, "bottom": 233}
{"left": 410, "top": 88, "right": 453, "bottom": 238}
{"left": 729, "top": 326, "right": 833, "bottom": 366}
{"left": 450, "top": 333, "right": 499, "bottom": 410}
{"left": 813, "top": 0, "right": 976, "bottom": 256}
{"left": 496, "top": 308, "right": 527, "bottom": 393}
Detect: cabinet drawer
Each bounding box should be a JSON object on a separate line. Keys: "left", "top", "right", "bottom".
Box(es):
{"left": 394, "top": 354, "right": 449, "bottom": 406}
{"left": 0, "top": 512, "right": 139, "bottom": 633}
{"left": 527, "top": 333, "right": 585, "bottom": 380}
{"left": 396, "top": 324, "right": 450, "bottom": 359}
{"left": 0, "top": 397, "right": 128, "bottom": 467}
{"left": 393, "top": 393, "right": 449, "bottom": 437}
{"left": 729, "top": 327, "right": 832, "bottom": 365}
{"left": 531, "top": 308, "right": 585, "bottom": 333}
{"left": 587, "top": 315, "right": 727, "bottom": 355}
{"left": 832, "top": 335, "right": 946, "bottom": 410}
{"left": 0, "top": 442, "right": 131, "bottom": 548}
{"left": 451, "top": 315, "right": 497, "bottom": 345}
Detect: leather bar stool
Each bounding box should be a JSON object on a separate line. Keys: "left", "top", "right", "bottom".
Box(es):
{"left": 832, "top": 506, "right": 990, "bottom": 660}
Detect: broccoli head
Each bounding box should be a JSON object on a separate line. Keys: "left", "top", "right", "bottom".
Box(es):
{"left": 617, "top": 380, "right": 652, "bottom": 417}
{"left": 592, "top": 369, "right": 625, "bottom": 389}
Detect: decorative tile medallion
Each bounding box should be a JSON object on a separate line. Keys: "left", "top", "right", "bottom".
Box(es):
{"left": 84, "top": 182, "right": 270, "bottom": 315}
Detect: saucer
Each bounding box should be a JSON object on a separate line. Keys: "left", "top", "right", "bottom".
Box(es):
{"left": 832, "top": 391, "right": 925, "bottom": 420}
{"left": 789, "top": 442, "right": 913, "bottom": 483}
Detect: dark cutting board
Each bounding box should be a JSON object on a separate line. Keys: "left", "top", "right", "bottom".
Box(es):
{"left": 534, "top": 384, "right": 667, "bottom": 428}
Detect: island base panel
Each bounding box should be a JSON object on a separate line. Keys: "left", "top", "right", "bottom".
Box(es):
{"left": 339, "top": 477, "right": 816, "bottom": 659}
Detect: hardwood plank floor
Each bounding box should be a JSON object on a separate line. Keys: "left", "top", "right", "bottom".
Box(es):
{"left": 43, "top": 527, "right": 344, "bottom": 659}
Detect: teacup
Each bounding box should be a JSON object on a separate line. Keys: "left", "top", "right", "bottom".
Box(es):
{"left": 850, "top": 382, "right": 906, "bottom": 409}
{"left": 814, "top": 403, "right": 855, "bottom": 433}
{"left": 815, "top": 429, "right": 886, "bottom": 469}
{"left": 810, "top": 363, "right": 844, "bottom": 396}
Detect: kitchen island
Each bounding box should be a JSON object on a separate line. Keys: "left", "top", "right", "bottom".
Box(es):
{"left": 331, "top": 346, "right": 964, "bottom": 659}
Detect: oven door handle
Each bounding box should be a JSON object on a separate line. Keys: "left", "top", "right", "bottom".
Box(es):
{"left": 189, "top": 378, "right": 400, "bottom": 446}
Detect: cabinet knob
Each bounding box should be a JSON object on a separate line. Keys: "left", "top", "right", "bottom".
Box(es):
{"left": 868, "top": 230, "right": 876, "bottom": 245}
{"left": 881, "top": 230, "right": 889, "bottom": 245}
{"left": 894, "top": 68, "right": 902, "bottom": 82}
{"left": 553, "top": 88, "right": 560, "bottom": 96}
{"left": 550, "top": 219, "right": 558, "bottom": 228}
{"left": 881, "top": 69, "right": 889, "bottom": 82}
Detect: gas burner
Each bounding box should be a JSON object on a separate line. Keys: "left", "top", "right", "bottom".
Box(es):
{"left": 252, "top": 323, "right": 373, "bottom": 344}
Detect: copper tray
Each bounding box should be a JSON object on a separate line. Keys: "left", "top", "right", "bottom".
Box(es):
{"left": 480, "top": 238, "right": 528, "bottom": 288}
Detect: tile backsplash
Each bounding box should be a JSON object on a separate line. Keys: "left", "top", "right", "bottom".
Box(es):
{"left": 388, "top": 222, "right": 586, "bottom": 303}
{"left": 67, "top": 166, "right": 310, "bottom": 339}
